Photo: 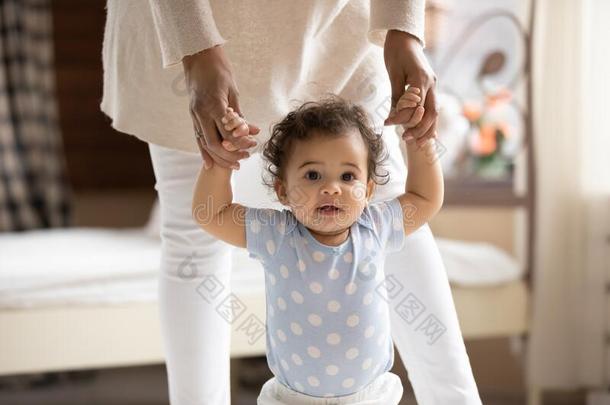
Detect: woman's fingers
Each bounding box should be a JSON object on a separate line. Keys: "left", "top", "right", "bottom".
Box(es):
{"left": 248, "top": 123, "right": 261, "bottom": 135}
{"left": 220, "top": 109, "right": 257, "bottom": 152}
{"left": 190, "top": 111, "right": 214, "bottom": 169}
{"left": 406, "top": 86, "right": 421, "bottom": 94}
{"left": 206, "top": 144, "right": 242, "bottom": 170}
{"left": 415, "top": 123, "right": 437, "bottom": 148}
{"left": 216, "top": 115, "right": 257, "bottom": 151}
{"left": 222, "top": 140, "right": 240, "bottom": 152}
{"left": 404, "top": 111, "right": 434, "bottom": 142}
{"left": 201, "top": 118, "right": 249, "bottom": 169}
{"left": 195, "top": 133, "right": 212, "bottom": 169}
{"left": 404, "top": 106, "right": 425, "bottom": 128}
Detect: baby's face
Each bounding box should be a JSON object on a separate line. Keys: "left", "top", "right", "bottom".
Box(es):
{"left": 275, "top": 128, "right": 375, "bottom": 235}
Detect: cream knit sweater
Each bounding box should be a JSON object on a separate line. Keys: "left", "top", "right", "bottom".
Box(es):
{"left": 100, "top": 0, "right": 425, "bottom": 154}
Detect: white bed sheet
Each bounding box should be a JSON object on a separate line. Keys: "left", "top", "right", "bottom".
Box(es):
{"left": 435, "top": 238, "right": 524, "bottom": 286}
{"left": 0, "top": 227, "right": 264, "bottom": 309}
{"left": 0, "top": 227, "right": 522, "bottom": 309}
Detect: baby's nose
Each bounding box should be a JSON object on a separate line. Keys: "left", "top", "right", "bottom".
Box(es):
{"left": 321, "top": 182, "right": 341, "bottom": 194}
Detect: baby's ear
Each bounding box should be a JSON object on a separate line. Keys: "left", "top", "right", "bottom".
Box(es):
{"left": 365, "top": 179, "right": 376, "bottom": 202}
{"left": 274, "top": 179, "right": 288, "bottom": 205}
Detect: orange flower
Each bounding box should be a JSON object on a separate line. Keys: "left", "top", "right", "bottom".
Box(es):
{"left": 462, "top": 101, "right": 482, "bottom": 122}
{"left": 485, "top": 87, "right": 512, "bottom": 107}
{"left": 471, "top": 124, "right": 497, "bottom": 155}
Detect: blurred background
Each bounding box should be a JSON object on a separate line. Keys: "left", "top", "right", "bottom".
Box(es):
{"left": 0, "top": 0, "right": 608, "bottom": 404}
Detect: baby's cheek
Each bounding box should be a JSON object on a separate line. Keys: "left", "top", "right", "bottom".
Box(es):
{"left": 290, "top": 205, "right": 310, "bottom": 224}
{"left": 350, "top": 181, "right": 368, "bottom": 202}
{"left": 338, "top": 207, "right": 356, "bottom": 226}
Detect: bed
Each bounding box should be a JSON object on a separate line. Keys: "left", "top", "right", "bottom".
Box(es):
{"left": 0, "top": 221, "right": 528, "bottom": 376}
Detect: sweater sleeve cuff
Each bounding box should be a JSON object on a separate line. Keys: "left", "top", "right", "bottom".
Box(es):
{"left": 149, "top": 0, "right": 226, "bottom": 68}
{"left": 368, "top": 0, "right": 426, "bottom": 49}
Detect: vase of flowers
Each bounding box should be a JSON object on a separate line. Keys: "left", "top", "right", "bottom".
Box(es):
{"left": 461, "top": 87, "right": 514, "bottom": 180}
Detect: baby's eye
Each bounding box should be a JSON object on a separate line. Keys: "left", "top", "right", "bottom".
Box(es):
{"left": 341, "top": 172, "right": 355, "bottom": 182}
{"left": 305, "top": 170, "right": 320, "bottom": 181}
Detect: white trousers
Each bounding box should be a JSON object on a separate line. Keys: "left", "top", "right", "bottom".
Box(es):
{"left": 148, "top": 125, "right": 482, "bottom": 405}
{"left": 257, "top": 372, "right": 403, "bottom": 405}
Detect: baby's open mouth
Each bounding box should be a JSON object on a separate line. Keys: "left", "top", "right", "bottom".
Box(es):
{"left": 317, "top": 204, "right": 342, "bottom": 214}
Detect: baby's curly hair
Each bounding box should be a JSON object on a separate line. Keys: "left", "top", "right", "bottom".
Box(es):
{"left": 261, "top": 94, "right": 390, "bottom": 191}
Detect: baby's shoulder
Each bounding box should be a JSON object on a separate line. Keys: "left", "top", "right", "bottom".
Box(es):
{"left": 246, "top": 207, "right": 299, "bottom": 235}
{"left": 245, "top": 206, "right": 300, "bottom": 262}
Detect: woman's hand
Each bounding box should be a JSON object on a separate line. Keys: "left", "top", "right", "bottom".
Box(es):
{"left": 183, "top": 44, "right": 260, "bottom": 170}
{"left": 383, "top": 30, "right": 438, "bottom": 147}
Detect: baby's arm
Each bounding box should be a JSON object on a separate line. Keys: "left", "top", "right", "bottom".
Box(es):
{"left": 394, "top": 87, "right": 445, "bottom": 237}
{"left": 191, "top": 107, "right": 249, "bottom": 248}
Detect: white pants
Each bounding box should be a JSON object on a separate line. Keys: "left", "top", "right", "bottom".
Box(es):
{"left": 148, "top": 126, "right": 482, "bottom": 405}
{"left": 257, "top": 372, "right": 403, "bottom": 405}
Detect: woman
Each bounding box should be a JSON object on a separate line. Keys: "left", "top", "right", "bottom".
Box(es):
{"left": 101, "top": 1, "right": 482, "bottom": 404}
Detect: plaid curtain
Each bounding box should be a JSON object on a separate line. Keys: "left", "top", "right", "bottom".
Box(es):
{"left": 0, "top": 0, "right": 72, "bottom": 231}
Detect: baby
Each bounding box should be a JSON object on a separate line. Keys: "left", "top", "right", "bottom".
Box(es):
{"left": 192, "top": 86, "right": 443, "bottom": 405}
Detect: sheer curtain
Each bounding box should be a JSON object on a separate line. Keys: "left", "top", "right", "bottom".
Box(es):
{"left": 526, "top": 0, "right": 610, "bottom": 390}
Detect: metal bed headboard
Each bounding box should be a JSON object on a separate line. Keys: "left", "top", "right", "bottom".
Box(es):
{"left": 430, "top": 0, "right": 537, "bottom": 289}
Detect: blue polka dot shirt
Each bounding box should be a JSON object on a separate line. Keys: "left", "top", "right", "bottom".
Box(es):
{"left": 245, "top": 196, "right": 406, "bottom": 398}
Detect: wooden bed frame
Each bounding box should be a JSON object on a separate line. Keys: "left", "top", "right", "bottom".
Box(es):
{"left": 0, "top": 280, "right": 528, "bottom": 376}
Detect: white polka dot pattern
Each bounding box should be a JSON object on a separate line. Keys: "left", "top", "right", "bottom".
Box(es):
{"left": 326, "top": 333, "right": 341, "bottom": 345}
{"left": 291, "top": 322, "right": 303, "bottom": 335}
{"left": 327, "top": 300, "right": 341, "bottom": 312}
{"left": 243, "top": 198, "right": 405, "bottom": 397}
{"left": 291, "top": 290, "right": 304, "bottom": 304}
{"left": 309, "top": 282, "right": 323, "bottom": 294}
{"left": 297, "top": 260, "right": 307, "bottom": 272}
{"left": 345, "top": 282, "right": 357, "bottom": 295}
{"left": 307, "top": 346, "right": 321, "bottom": 358}
{"left": 328, "top": 267, "right": 340, "bottom": 280}
{"left": 312, "top": 251, "right": 326, "bottom": 262}
{"left": 308, "top": 313, "right": 322, "bottom": 326}
{"left": 346, "top": 314, "right": 359, "bottom": 327}
{"left": 326, "top": 365, "right": 339, "bottom": 375}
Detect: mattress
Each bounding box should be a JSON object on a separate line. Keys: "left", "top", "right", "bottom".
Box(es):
{"left": 0, "top": 227, "right": 264, "bottom": 309}
{"left": 0, "top": 226, "right": 522, "bottom": 309}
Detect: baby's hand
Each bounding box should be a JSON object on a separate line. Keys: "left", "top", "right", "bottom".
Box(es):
{"left": 221, "top": 107, "right": 249, "bottom": 137}
{"left": 394, "top": 86, "right": 425, "bottom": 142}
{"left": 397, "top": 86, "right": 424, "bottom": 124}
{"left": 220, "top": 107, "right": 254, "bottom": 152}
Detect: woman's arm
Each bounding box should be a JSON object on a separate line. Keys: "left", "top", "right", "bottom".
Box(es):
{"left": 368, "top": 0, "right": 425, "bottom": 48}
{"left": 148, "top": 1, "right": 259, "bottom": 168}
{"left": 148, "top": 0, "right": 225, "bottom": 68}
